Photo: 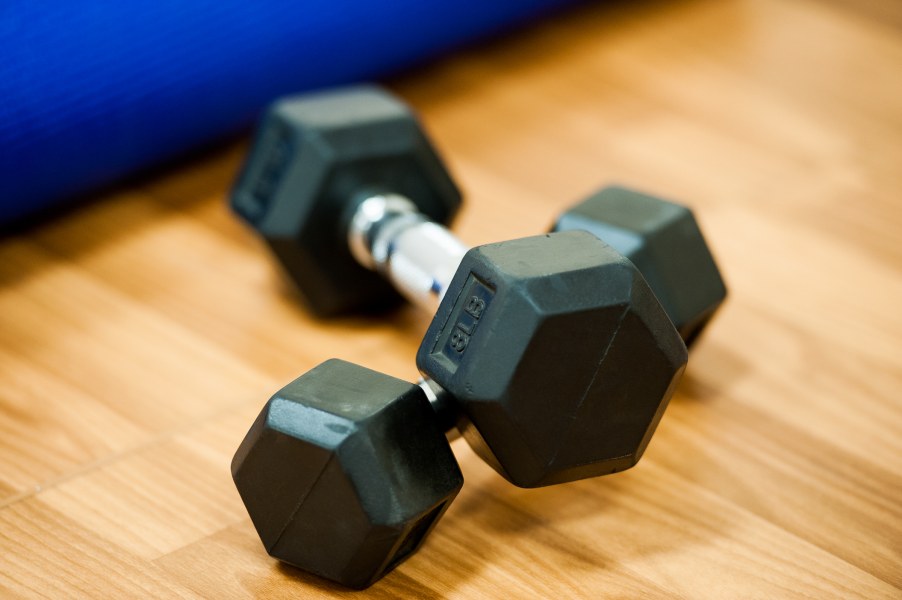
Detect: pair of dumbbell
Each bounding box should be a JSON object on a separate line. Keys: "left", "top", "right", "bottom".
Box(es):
{"left": 230, "top": 86, "right": 726, "bottom": 588}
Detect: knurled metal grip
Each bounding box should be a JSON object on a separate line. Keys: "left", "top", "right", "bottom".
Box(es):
{"left": 347, "top": 194, "right": 467, "bottom": 313}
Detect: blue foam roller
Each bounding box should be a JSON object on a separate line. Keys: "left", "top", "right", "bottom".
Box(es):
{"left": 0, "top": 0, "right": 583, "bottom": 226}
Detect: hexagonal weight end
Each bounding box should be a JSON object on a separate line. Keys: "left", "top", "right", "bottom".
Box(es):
{"left": 231, "top": 359, "right": 463, "bottom": 589}
{"left": 229, "top": 85, "right": 462, "bottom": 316}
{"left": 416, "top": 231, "right": 688, "bottom": 488}
{"left": 553, "top": 186, "right": 727, "bottom": 346}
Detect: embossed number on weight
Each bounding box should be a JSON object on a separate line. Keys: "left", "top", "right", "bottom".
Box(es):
{"left": 449, "top": 295, "right": 486, "bottom": 354}
{"left": 465, "top": 296, "right": 486, "bottom": 318}
{"left": 436, "top": 278, "right": 493, "bottom": 365}
{"left": 450, "top": 329, "right": 470, "bottom": 352}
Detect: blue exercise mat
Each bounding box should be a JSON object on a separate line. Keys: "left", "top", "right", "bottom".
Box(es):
{"left": 0, "top": 1, "right": 583, "bottom": 226}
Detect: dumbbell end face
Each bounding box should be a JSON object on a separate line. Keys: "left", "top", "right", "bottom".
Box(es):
{"left": 417, "top": 231, "right": 687, "bottom": 488}
{"left": 554, "top": 185, "right": 727, "bottom": 346}
{"left": 229, "top": 85, "right": 462, "bottom": 316}
{"left": 231, "top": 359, "right": 463, "bottom": 589}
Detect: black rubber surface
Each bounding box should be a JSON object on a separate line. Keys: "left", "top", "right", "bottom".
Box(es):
{"left": 417, "top": 231, "right": 688, "bottom": 487}
{"left": 554, "top": 186, "right": 727, "bottom": 345}
{"left": 231, "top": 359, "right": 463, "bottom": 589}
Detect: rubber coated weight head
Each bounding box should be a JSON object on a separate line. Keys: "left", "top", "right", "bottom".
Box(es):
{"left": 231, "top": 359, "right": 463, "bottom": 589}
{"left": 230, "top": 86, "right": 461, "bottom": 316}
{"left": 416, "top": 231, "right": 688, "bottom": 488}
{"left": 554, "top": 186, "right": 727, "bottom": 345}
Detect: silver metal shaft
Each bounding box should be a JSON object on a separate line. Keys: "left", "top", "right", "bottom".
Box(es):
{"left": 347, "top": 194, "right": 467, "bottom": 314}
{"left": 418, "top": 378, "right": 460, "bottom": 439}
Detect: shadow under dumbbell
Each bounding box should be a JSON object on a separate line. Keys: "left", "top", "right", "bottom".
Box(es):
{"left": 446, "top": 452, "right": 736, "bottom": 580}
{"left": 676, "top": 338, "right": 750, "bottom": 405}
{"left": 274, "top": 537, "right": 479, "bottom": 597}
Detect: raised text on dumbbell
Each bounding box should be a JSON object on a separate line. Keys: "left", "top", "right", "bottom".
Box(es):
{"left": 448, "top": 295, "right": 486, "bottom": 352}
{"left": 239, "top": 124, "right": 293, "bottom": 221}
{"left": 436, "top": 275, "right": 494, "bottom": 367}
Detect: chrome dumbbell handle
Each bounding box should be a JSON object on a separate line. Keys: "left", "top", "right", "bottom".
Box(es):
{"left": 418, "top": 378, "right": 460, "bottom": 439}
{"left": 348, "top": 194, "right": 467, "bottom": 314}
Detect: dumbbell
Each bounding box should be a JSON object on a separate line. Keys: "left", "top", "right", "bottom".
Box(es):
{"left": 231, "top": 85, "right": 725, "bottom": 345}
{"left": 228, "top": 87, "right": 708, "bottom": 586}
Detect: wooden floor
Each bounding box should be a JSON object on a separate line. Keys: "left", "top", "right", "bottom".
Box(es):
{"left": 2, "top": 0, "right": 901, "bottom": 597}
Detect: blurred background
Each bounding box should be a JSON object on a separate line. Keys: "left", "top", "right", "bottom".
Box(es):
{"left": 0, "top": 0, "right": 585, "bottom": 227}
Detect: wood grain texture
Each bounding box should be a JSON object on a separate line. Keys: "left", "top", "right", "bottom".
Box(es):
{"left": 2, "top": 0, "right": 900, "bottom": 597}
